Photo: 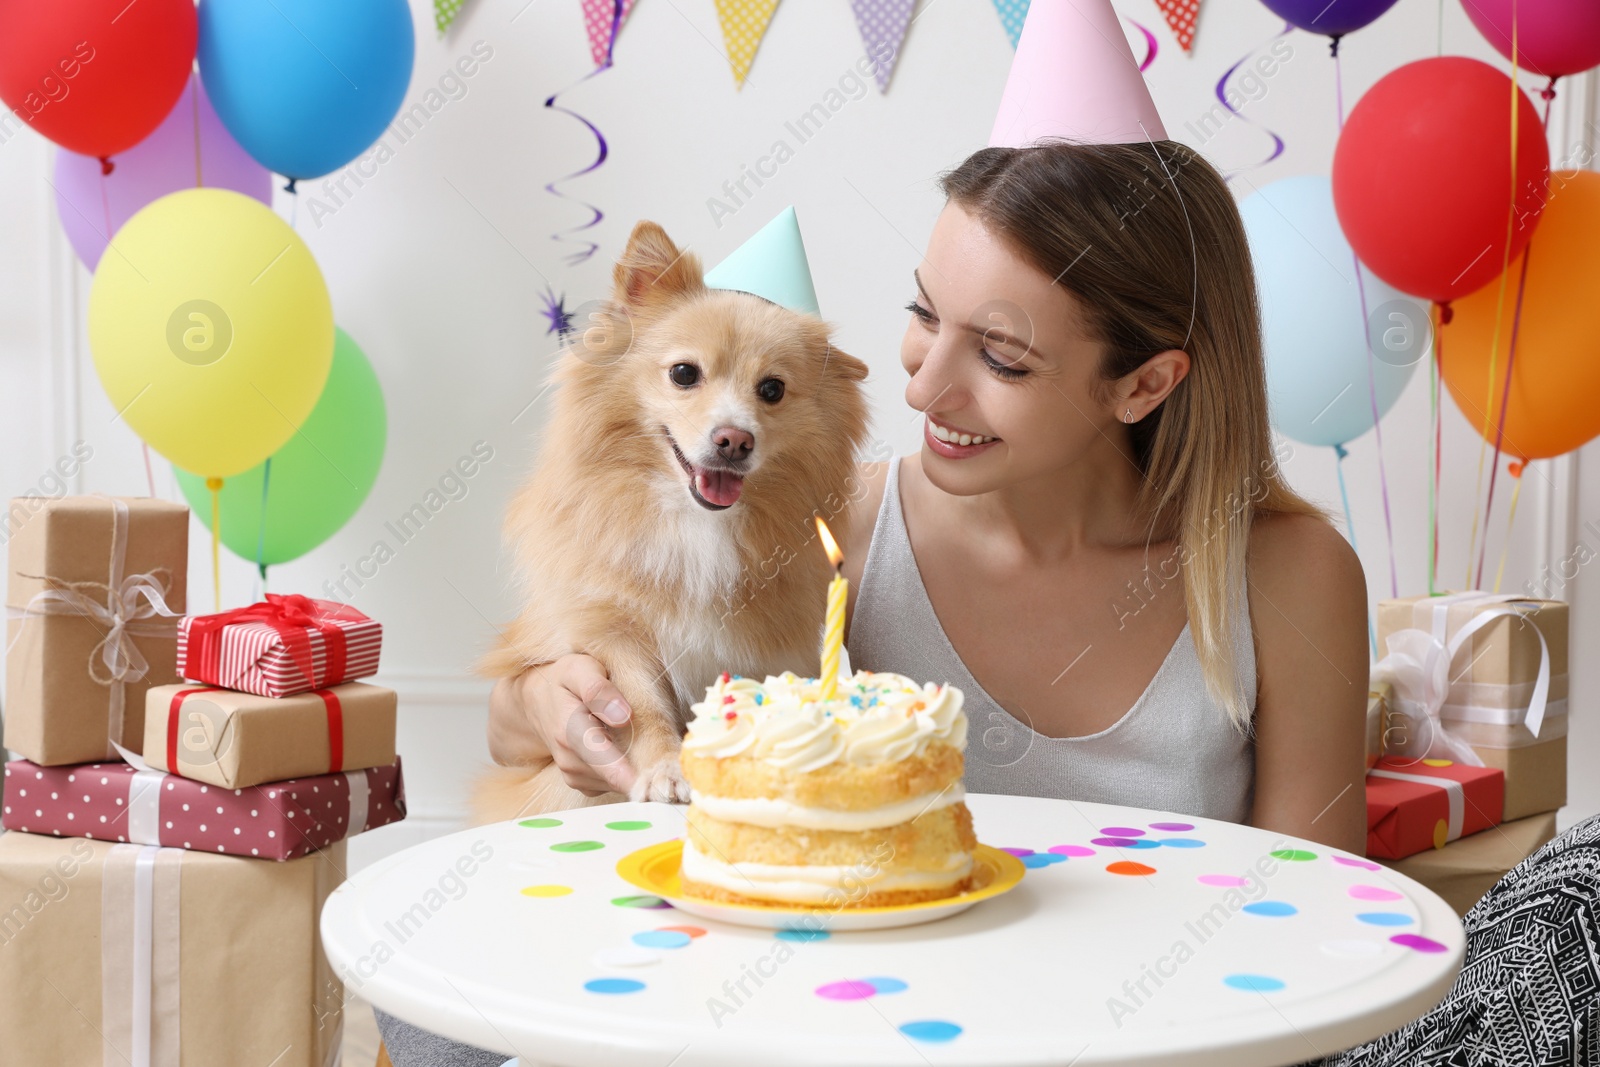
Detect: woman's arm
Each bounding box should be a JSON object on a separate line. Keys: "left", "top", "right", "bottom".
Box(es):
{"left": 486, "top": 657, "right": 639, "bottom": 795}
{"left": 1246, "top": 511, "right": 1371, "bottom": 854}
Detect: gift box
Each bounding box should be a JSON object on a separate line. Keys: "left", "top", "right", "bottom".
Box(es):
{"left": 0, "top": 832, "right": 345, "bottom": 1066}
{"left": 177, "top": 593, "right": 381, "bottom": 698}
{"left": 1376, "top": 810, "right": 1559, "bottom": 917}
{"left": 1365, "top": 681, "right": 1390, "bottom": 769}
{"left": 1, "top": 754, "right": 405, "bottom": 861}
{"left": 1366, "top": 755, "right": 1505, "bottom": 860}
{"left": 5, "top": 496, "right": 188, "bottom": 765}
{"left": 1377, "top": 592, "right": 1568, "bottom": 820}
{"left": 142, "top": 681, "right": 397, "bottom": 789}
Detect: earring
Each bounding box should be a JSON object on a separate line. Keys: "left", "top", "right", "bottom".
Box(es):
{"left": 1123, "top": 408, "right": 1134, "bottom": 424}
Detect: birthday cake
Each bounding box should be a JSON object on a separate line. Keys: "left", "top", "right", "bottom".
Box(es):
{"left": 677, "top": 670, "right": 975, "bottom": 908}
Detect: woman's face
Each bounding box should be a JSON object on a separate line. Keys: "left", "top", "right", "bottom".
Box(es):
{"left": 901, "top": 201, "right": 1121, "bottom": 497}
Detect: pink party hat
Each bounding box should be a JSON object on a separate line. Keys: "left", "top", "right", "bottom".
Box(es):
{"left": 989, "top": 0, "right": 1168, "bottom": 147}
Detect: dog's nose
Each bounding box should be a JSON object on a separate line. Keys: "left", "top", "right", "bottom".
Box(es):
{"left": 711, "top": 425, "right": 755, "bottom": 462}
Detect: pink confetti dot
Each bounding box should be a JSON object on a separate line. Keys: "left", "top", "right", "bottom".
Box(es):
{"left": 1092, "top": 837, "right": 1140, "bottom": 848}
{"left": 1047, "top": 845, "right": 1096, "bottom": 857}
{"left": 1198, "top": 874, "right": 1249, "bottom": 887}
{"left": 1000, "top": 847, "right": 1035, "bottom": 857}
{"left": 816, "top": 980, "right": 877, "bottom": 1000}
{"left": 1149, "top": 821, "right": 1194, "bottom": 831}
{"left": 1332, "top": 855, "right": 1381, "bottom": 871}
{"left": 1100, "top": 827, "right": 1145, "bottom": 837}
{"left": 1348, "top": 884, "right": 1404, "bottom": 902}
{"left": 1390, "top": 934, "right": 1448, "bottom": 953}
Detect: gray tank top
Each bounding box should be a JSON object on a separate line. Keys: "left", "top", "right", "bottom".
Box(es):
{"left": 847, "top": 457, "right": 1257, "bottom": 823}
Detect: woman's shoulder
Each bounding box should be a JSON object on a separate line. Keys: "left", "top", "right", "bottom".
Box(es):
{"left": 1244, "top": 509, "right": 1368, "bottom": 673}
{"left": 841, "top": 458, "right": 893, "bottom": 583}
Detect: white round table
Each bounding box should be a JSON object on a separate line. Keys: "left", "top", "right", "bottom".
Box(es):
{"left": 321, "top": 794, "right": 1464, "bottom": 1066}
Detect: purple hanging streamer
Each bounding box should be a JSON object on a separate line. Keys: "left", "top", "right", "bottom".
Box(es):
{"left": 541, "top": 1, "right": 624, "bottom": 267}
{"left": 1127, "top": 17, "right": 1158, "bottom": 72}
{"left": 1216, "top": 22, "right": 1292, "bottom": 183}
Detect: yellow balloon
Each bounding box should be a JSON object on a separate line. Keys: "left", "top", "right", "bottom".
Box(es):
{"left": 88, "top": 188, "right": 334, "bottom": 478}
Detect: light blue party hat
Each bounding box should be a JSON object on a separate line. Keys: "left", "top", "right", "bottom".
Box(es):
{"left": 703, "top": 206, "right": 821, "bottom": 317}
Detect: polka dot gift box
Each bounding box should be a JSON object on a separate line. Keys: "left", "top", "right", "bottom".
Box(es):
{"left": 1366, "top": 755, "right": 1503, "bottom": 860}
{"left": 1, "top": 754, "right": 405, "bottom": 861}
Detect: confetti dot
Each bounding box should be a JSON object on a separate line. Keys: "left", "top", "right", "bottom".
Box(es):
{"left": 1224, "top": 974, "right": 1285, "bottom": 992}
{"left": 1100, "top": 827, "right": 1145, "bottom": 837}
{"left": 1198, "top": 874, "right": 1248, "bottom": 887}
{"left": 1432, "top": 819, "right": 1450, "bottom": 850}
{"left": 1332, "top": 856, "right": 1381, "bottom": 871}
{"left": 606, "top": 820, "right": 652, "bottom": 831}
{"left": 550, "top": 840, "right": 604, "bottom": 852}
{"left": 864, "top": 977, "right": 908, "bottom": 994}
{"left": 1047, "top": 845, "right": 1095, "bottom": 857}
{"left": 1092, "top": 837, "right": 1141, "bottom": 848}
{"left": 1348, "top": 885, "right": 1404, "bottom": 902}
{"left": 1270, "top": 849, "right": 1317, "bottom": 862}
{"left": 1321, "top": 939, "right": 1383, "bottom": 958}
{"left": 1356, "top": 912, "right": 1413, "bottom": 927}
{"left": 776, "top": 928, "right": 830, "bottom": 942}
{"left": 632, "top": 930, "right": 692, "bottom": 949}
{"left": 899, "top": 1020, "right": 962, "bottom": 1043}
{"left": 1106, "top": 861, "right": 1156, "bottom": 876}
{"left": 520, "top": 885, "right": 573, "bottom": 898}
{"left": 593, "top": 947, "right": 660, "bottom": 968}
{"left": 1421, "top": 758, "right": 1453, "bottom": 767}
{"left": 1158, "top": 838, "right": 1206, "bottom": 848}
{"left": 611, "top": 895, "right": 671, "bottom": 909}
{"left": 1149, "top": 821, "right": 1195, "bottom": 831}
{"left": 584, "top": 978, "right": 645, "bottom": 994}
{"left": 1242, "top": 901, "right": 1298, "bottom": 917}
{"left": 1391, "top": 934, "right": 1448, "bottom": 953}
{"left": 816, "top": 980, "right": 877, "bottom": 1000}
{"left": 1000, "top": 847, "right": 1035, "bottom": 857}
{"left": 518, "top": 818, "right": 563, "bottom": 828}
{"left": 658, "top": 925, "right": 707, "bottom": 939}
{"left": 1022, "top": 853, "right": 1066, "bottom": 869}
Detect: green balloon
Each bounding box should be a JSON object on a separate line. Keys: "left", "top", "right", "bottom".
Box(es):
{"left": 176, "top": 327, "right": 385, "bottom": 566}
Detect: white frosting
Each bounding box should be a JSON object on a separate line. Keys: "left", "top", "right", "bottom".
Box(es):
{"left": 681, "top": 670, "right": 966, "bottom": 772}
{"left": 679, "top": 841, "right": 973, "bottom": 904}
{"left": 688, "top": 785, "right": 966, "bottom": 831}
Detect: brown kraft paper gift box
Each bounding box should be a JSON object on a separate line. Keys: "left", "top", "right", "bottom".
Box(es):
{"left": 5, "top": 496, "right": 189, "bottom": 765}
{"left": 0, "top": 833, "right": 345, "bottom": 1066}
{"left": 1377, "top": 594, "right": 1568, "bottom": 821}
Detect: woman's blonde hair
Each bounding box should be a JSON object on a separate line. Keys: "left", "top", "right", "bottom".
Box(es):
{"left": 938, "top": 138, "right": 1328, "bottom": 732}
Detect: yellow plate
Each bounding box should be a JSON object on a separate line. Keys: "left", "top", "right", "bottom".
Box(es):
{"left": 615, "top": 841, "right": 1026, "bottom": 931}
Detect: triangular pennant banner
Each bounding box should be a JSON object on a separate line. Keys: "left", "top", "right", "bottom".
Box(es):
{"left": 435, "top": 0, "right": 468, "bottom": 36}
{"left": 992, "top": 0, "right": 1030, "bottom": 48}
{"left": 1153, "top": 0, "right": 1202, "bottom": 52}
{"left": 582, "top": 0, "right": 637, "bottom": 68}
{"left": 849, "top": 0, "right": 915, "bottom": 92}
{"left": 715, "top": 0, "right": 781, "bottom": 88}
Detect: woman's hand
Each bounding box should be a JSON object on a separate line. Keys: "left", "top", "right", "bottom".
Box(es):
{"left": 487, "top": 654, "right": 639, "bottom": 796}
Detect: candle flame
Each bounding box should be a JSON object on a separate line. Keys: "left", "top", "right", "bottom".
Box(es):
{"left": 815, "top": 516, "right": 843, "bottom": 568}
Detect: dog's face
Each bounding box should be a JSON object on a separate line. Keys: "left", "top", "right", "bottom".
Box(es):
{"left": 565, "top": 220, "right": 868, "bottom": 515}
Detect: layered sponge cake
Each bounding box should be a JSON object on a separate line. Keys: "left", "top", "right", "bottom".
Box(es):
{"left": 678, "top": 670, "right": 975, "bottom": 909}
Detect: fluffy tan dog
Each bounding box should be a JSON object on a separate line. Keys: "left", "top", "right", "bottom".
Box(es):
{"left": 474, "top": 220, "right": 870, "bottom": 824}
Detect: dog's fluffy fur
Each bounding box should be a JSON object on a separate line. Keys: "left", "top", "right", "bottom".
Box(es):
{"left": 473, "top": 220, "right": 870, "bottom": 824}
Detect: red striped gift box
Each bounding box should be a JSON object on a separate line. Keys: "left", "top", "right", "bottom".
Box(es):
{"left": 177, "top": 595, "right": 382, "bottom": 698}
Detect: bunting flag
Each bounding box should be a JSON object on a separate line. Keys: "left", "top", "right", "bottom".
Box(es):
{"left": 434, "top": 0, "right": 468, "bottom": 36}
{"left": 715, "top": 0, "right": 781, "bottom": 88}
{"left": 1153, "top": 0, "right": 1202, "bottom": 52}
{"left": 849, "top": 0, "right": 915, "bottom": 92}
{"left": 582, "top": 0, "right": 637, "bottom": 68}
{"left": 991, "top": 0, "right": 1029, "bottom": 48}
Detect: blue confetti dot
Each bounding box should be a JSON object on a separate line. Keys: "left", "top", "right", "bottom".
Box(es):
{"left": 1122, "top": 839, "right": 1160, "bottom": 849}
{"left": 1158, "top": 838, "right": 1206, "bottom": 848}
{"left": 632, "top": 930, "right": 691, "bottom": 949}
{"left": 864, "top": 977, "right": 908, "bottom": 994}
{"left": 1242, "top": 901, "right": 1298, "bottom": 917}
{"left": 1356, "top": 912, "right": 1414, "bottom": 926}
{"left": 584, "top": 978, "right": 645, "bottom": 994}
{"left": 775, "top": 927, "right": 830, "bottom": 942}
{"left": 1021, "top": 853, "right": 1067, "bottom": 869}
{"left": 1224, "top": 974, "right": 1285, "bottom": 992}
{"left": 899, "top": 1020, "right": 962, "bottom": 1042}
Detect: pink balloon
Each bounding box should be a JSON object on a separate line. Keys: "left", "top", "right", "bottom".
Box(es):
{"left": 1461, "top": 0, "right": 1600, "bottom": 79}
{"left": 54, "top": 74, "right": 272, "bottom": 271}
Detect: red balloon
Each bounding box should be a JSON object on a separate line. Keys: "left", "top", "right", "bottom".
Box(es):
{"left": 1332, "top": 57, "right": 1550, "bottom": 303}
{"left": 0, "top": 0, "right": 197, "bottom": 161}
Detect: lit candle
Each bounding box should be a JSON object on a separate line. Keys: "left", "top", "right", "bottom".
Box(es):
{"left": 815, "top": 517, "right": 847, "bottom": 699}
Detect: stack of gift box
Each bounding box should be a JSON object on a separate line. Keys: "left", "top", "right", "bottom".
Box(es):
{"left": 1364, "top": 591, "right": 1569, "bottom": 911}
{"left": 1, "top": 496, "right": 405, "bottom": 1065}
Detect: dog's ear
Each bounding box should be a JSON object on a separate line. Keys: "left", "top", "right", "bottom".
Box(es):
{"left": 613, "top": 221, "right": 702, "bottom": 310}
{"left": 823, "top": 343, "right": 869, "bottom": 382}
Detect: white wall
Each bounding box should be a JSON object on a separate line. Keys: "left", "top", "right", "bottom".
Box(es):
{"left": 2, "top": 0, "right": 1594, "bottom": 865}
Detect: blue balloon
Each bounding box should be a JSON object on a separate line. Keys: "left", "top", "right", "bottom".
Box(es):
{"left": 1240, "top": 175, "right": 1423, "bottom": 449}
{"left": 198, "top": 0, "right": 414, "bottom": 181}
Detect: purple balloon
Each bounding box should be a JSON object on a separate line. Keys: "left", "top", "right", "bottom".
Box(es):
{"left": 54, "top": 74, "right": 272, "bottom": 271}
{"left": 1257, "top": 0, "right": 1401, "bottom": 38}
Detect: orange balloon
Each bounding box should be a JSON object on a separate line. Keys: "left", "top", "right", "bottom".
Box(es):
{"left": 1442, "top": 170, "right": 1600, "bottom": 460}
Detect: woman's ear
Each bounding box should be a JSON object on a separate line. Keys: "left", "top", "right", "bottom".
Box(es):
{"left": 1118, "top": 348, "right": 1189, "bottom": 422}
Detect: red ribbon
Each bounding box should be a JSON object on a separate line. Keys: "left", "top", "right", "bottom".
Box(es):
{"left": 186, "top": 594, "right": 367, "bottom": 691}
{"left": 166, "top": 686, "right": 216, "bottom": 773}
{"left": 167, "top": 686, "right": 346, "bottom": 774}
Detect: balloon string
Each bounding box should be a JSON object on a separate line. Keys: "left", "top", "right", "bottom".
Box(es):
{"left": 206, "top": 477, "right": 223, "bottom": 612}
{"left": 1492, "top": 462, "right": 1526, "bottom": 593}
{"left": 541, "top": 0, "right": 624, "bottom": 266}
{"left": 1333, "top": 443, "right": 1379, "bottom": 657}
{"left": 257, "top": 457, "right": 271, "bottom": 585}
{"left": 191, "top": 70, "right": 203, "bottom": 187}
{"left": 1217, "top": 21, "right": 1291, "bottom": 183}
{"left": 1428, "top": 302, "right": 1445, "bottom": 596}
{"left": 1465, "top": 12, "right": 1523, "bottom": 590}
{"left": 1475, "top": 79, "right": 1556, "bottom": 590}
{"left": 141, "top": 444, "right": 155, "bottom": 497}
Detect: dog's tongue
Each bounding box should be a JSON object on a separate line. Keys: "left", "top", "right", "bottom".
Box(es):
{"left": 696, "top": 468, "right": 744, "bottom": 507}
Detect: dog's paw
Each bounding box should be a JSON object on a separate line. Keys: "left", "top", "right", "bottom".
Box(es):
{"left": 629, "top": 754, "right": 692, "bottom": 804}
